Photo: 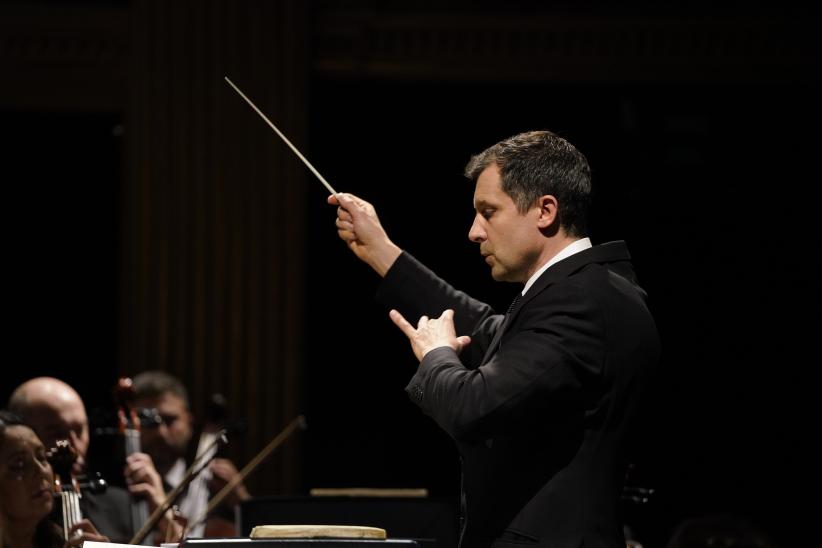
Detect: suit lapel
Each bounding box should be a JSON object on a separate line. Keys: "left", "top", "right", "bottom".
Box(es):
{"left": 479, "top": 241, "right": 631, "bottom": 366}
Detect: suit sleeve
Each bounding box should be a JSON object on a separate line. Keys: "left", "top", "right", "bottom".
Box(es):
{"left": 406, "top": 279, "right": 606, "bottom": 443}
{"left": 376, "top": 251, "right": 503, "bottom": 364}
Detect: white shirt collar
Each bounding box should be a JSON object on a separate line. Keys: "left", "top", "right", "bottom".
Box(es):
{"left": 522, "top": 237, "right": 592, "bottom": 295}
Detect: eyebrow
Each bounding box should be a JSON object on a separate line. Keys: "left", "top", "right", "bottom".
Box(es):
{"left": 474, "top": 199, "right": 497, "bottom": 210}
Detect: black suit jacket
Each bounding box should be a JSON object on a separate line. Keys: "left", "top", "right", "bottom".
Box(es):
{"left": 49, "top": 484, "right": 134, "bottom": 543}
{"left": 82, "top": 485, "right": 134, "bottom": 542}
{"left": 376, "top": 241, "right": 660, "bottom": 548}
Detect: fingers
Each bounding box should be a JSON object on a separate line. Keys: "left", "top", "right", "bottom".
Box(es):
{"left": 328, "top": 192, "right": 356, "bottom": 209}
{"left": 124, "top": 452, "right": 164, "bottom": 503}
{"left": 336, "top": 207, "right": 353, "bottom": 223}
{"left": 65, "top": 520, "right": 109, "bottom": 545}
{"left": 335, "top": 216, "right": 354, "bottom": 232}
{"left": 331, "top": 193, "right": 372, "bottom": 220}
{"left": 127, "top": 482, "right": 154, "bottom": 497}
{"left": 210, "top": 458, "right": 240, "bottom": 480}
{"left": 68, "top": 519, "right": 99, "bottom": 535}
{"left": 125, "top": 453, "right": 153, "bottom": 484}
{"left": 127, "top": 481, "right": 165, "bottom": 510}
{"left": 389, "top": 309, "right": 417, "bottom": 338}
{"left": 390, "top": 310, "right": 453, "bottom": 337}
{"left": 332, "top": 194, "right": 358, "bottom": 244}
{"left": 456, "top": 335, "right": 472, "bottom": 350}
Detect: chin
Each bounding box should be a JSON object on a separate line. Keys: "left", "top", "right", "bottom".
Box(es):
{"left": 490, "top": 264, "right": 513, "bottom": 281}
{"left": 37, "top": 499, "right": 54, "bottom": 518}
{"left": 491, "top": 270, "right": 511, "bottom": 282}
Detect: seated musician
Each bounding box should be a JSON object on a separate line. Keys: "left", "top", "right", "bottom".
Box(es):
{"left": 7, "top": 377, "right": 178, "bottom": 543}
{"left": 131, "top": 370, "right": 250, "bottom": 536}
{"left": 0, "top": 409, "right": 108, "bottom": 548}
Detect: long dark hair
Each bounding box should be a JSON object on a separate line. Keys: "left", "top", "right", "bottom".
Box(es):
{"left": 0, "top": 410, "right": 64, "bottom": 548}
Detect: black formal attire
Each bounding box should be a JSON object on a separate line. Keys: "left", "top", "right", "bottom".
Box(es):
{"left": 50, "top": 484, "right": 134, "bottom": 543}
{"left": 81, "top": 486, "right": 134, "bottom": 543}
{"left": 376, "top": 242, "right": 660, "bottom": 548}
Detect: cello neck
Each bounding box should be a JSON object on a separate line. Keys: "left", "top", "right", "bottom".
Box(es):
{"left": 114, "top": 377, "right": 151, "bottom": 532}
{"left": 47, "top": 439, "right": 83, "bottom": 540}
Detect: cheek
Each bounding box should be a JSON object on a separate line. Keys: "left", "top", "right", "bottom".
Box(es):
{"left": 0, "top": 482, "right": 30, "bottom": 518}
{"left": 171, "top": 425, "right": 191, "bottom": 445}
{"left": 0, "top": 482, "right": 15, "bottom": 509}
{"left": 141, "top": 429, "right": 161, "bottom": 444}
{"left": 77, "top": 436, "right": 90, "bottom": 455}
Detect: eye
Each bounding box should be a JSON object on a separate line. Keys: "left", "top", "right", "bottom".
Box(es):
{"left": 481, "top": 209, "right": 495, "bottom": 220}
{"left": 47, "top": 427, "right": 69, "bottom": 440}
{"left": 160, "top": 414, "right": 179, "bottom": 426}
{"left": 9, "top": 458, "right": 25, "bottom": 471}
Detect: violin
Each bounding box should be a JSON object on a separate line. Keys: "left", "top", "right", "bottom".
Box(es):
{"left": 114, "top": 377, "right": 151, "bottom": 534}
{"left": 46, "top": 439, "right": 106, "bottom": 540}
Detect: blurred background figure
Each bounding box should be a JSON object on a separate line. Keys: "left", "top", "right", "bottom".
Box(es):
{"left": 132, "top": 370, "right": 249, "bottom": 537}
{"left": 8, "top": 379, "right": 90, "bottom": 476}
{"left": 0, "top": 410, "right": 108, "bottom": 548}
{"left": 8, "top": 377, "right": 134, "bottom": 542}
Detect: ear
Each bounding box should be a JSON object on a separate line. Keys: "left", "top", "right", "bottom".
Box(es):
{"left": 535, "top": 195, "right": 558, "bottom": 229}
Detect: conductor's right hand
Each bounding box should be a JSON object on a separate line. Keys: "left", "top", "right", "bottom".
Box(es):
{"left": 328, "top": 193, "right": 402, "bottom": 277}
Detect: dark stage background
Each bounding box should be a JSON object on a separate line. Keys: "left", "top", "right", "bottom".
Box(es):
{"left": 304, "top": 80, "right": 820, "bottom": 548}
{"left": 2, "top": 2, "right": 819, "bottom": 547}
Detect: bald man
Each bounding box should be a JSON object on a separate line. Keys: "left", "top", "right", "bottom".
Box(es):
{"left": 9, "top": 377, "right": 91, "bottom": 474}
{"left": 8, "top": 377, "right": 136, "bottom": 542}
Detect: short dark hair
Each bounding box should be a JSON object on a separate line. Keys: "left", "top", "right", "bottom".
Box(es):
{"left": 464, "top": 130, "right": 592, "bottom": 237}
{"left": 0, "top": 409, "right": 24, "bottom": 430}
{"left": 132, "top": 370, "right": 190, "bottom": 409}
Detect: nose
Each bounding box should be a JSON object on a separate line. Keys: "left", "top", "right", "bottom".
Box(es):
{"left": 156, "top": 422, "right": 174, "bottom": 444}
{"left": 468, "top": 214, "right": 486, "bottom": 243}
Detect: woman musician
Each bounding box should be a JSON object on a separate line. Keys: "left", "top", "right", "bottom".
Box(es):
{"left": 0, "top": 410, "right": 108, "bottom": 548}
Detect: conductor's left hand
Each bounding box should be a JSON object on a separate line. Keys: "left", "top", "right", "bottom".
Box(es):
{"left": 389, "top": 309, "right": 472, "bottom": 362}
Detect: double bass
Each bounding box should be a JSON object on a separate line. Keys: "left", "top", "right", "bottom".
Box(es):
{"left": 113, "top": 377, "right": 150, "bottom": 534}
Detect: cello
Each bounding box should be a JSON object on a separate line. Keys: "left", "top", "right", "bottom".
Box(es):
{"left": 46, "top": 439, "right": 107, "bottom": 540}
{"left": 113, "top": 377, "right": 151, "bottom": 535}
{"left": 48, "top": 439, "right": 83, "bottom": 540}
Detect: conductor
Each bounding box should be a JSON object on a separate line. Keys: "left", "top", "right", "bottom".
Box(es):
{"left": 329, "top": 130, "right": 660, "bottom": 548}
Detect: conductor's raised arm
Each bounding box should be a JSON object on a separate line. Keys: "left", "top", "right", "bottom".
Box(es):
{"left": 328, "top": 193, "right": 402, "bottom": 277}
